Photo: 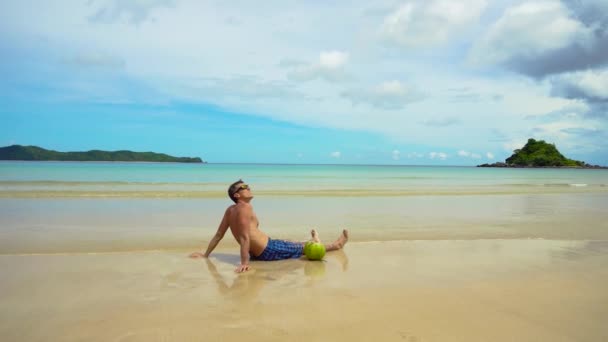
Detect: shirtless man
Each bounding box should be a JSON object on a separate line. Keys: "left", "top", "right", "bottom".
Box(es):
{"left": 189, "top": 179, "right": 349, "bottom": 273}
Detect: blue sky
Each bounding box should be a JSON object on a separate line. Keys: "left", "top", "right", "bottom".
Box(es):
{"left": 1, "top": 0, "right": 607, "bottom": 165}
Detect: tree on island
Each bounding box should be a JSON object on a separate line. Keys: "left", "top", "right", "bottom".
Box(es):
{"left": 0, "top": 145, "right": 204, "bottom": 163}
{"left": 506, "top": 138, "right": 583, "bottom": 167}
{"left": 478, "top": 138, "right": 602, "bottom": 168}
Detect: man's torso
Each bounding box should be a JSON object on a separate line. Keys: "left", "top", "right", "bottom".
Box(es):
{"left": 226, "top": 203, "right": 269, "bottom": 256}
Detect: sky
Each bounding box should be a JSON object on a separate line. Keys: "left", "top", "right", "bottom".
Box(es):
{"left": 1, "top": 0, "right": 607, "bottom": 165}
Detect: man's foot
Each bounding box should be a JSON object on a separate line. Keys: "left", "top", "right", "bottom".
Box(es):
{"left": 310, "top": 229, "right": 321, "bottom": 243}
{"left": 329, "top": 229, "right": 349, "bottom": 250}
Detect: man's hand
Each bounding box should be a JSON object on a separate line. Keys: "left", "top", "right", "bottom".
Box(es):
{"left": 235, "top": 264, "right": 250, "bottom": 273}
{"left": 189, "top": 252, "right": 207, "bottom": 258}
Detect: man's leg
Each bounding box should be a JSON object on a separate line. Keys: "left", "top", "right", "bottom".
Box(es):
{"left": 301, "top": 228, "right": 348, "bottom": 251}
{"left": 311, "top": 229, "right": 321, "bottom": 243}
{"left": 323, "top": 229, "right": 348, "bottom": 252}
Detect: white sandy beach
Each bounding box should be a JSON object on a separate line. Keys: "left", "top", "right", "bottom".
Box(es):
{"left": 1, "top": 239, "right": 607, "bottom": 341}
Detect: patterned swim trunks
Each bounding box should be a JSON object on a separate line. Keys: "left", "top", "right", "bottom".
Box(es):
{"left": 251, "top": 238, "right": 304, "bottom": 261}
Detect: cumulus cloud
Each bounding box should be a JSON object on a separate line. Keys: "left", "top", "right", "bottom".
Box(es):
{"left": 429, "top": 152, "right": 448, "bottom": 160}
{"left": 529, "top": 120, "right": 606, "bottom": 152}
{"left": 392, "top": 149, "right": 401, "bottom": 160}
{"left": 330, "top": 151, "right": 341, "bottom": 158}
{"left": 470, "top": 1, "right": 608, "bottom": 78}
{"left": 382, "top": 0, "right": 487, "bottom": 47}
{"left": 342, "top": 80, "right": 423, "bottom": 110}
{"left": 319, "top": 51, "right": 348, "bottom": 69}
{"left": 549, "top": 69, "right": 608, "bottom": 119}
{"left": 458, "top": 150, "right": 484, "bottom": 159}
{"left": 287, "top": 51, "right": 350, "bottom": 82}
{"left": 550, "top": 69, "right": 608, "bottom": 103}
{"left": 486, "top": 152, "right": 495, "bottom": 159}
{"left": 88, "top": 0, "right": 176, "bottom": 25}
{"left": 563, "top": 0, "right": 608, "bottom": 26}
{"left": 2, "top": 1, "right": 607, "bottom": 164}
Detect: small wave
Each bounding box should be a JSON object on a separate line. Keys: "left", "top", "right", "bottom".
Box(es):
{"left": 570, "top": 183, "right": 588, "bottom": 187}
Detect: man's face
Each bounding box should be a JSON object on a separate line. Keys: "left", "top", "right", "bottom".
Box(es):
{"left": 234, "top": 183, "right": 253, "bottom": 200}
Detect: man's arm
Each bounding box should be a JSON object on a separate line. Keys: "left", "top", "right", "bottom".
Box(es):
{"left": 232, "top": 205, "right": 252, "bottom": 273}
{"left": 189, "top": 208, "right": 230, "bottom": 258}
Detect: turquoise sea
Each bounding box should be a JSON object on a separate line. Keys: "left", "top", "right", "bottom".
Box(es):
{"left": 1, "top": 161, "right": 608, "bottom": 254}
{"left": 1, "top": 161, "right": 607, "bottom": 196}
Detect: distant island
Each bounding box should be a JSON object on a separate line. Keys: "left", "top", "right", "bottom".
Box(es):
{"left": 478, "top": 138, "right": 605, "bottom": 169}
{"left": 0, "top": 145, "right": 204, "bottom": 163}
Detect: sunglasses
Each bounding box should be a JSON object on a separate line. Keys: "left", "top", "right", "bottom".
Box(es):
{"left": 232, "top": 184, "right": 250, "bottom": 195}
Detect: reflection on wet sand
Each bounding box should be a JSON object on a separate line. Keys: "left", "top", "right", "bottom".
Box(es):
{"left": 203, "top": 251, "right": 349, "bottom": 304}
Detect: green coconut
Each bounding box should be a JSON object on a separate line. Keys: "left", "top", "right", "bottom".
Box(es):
{"left": 304, "top": 242, "right": 326, "bottom": 261}
{"left": 304, "top": 241, "right": 314, "bottom": 256}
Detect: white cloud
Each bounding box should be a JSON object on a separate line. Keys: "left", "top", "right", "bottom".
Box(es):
{"left": 551, "top": 69, "right": 608, "bottom": 101}
{"left": 429, "top": 152, "right": 448, "bottom": 160}
{"left": 392, "top": 149, "right": 401, "bottom": 160}
{"left": 503, "top": 139, "right": 527, "bottom": 153}
{"left": 1, "top": 1, "right": 606, "bottom": 165}
{"left": 486, "top": 152, "right": 494, "bottom": 159}
{"left": 533, "top": 121, "right": 599, "bottom": 140}
{"left": 330, "top": 151, "right": 341, "bottom": 158}
{"left": 382, "top": 0, "right": 487, "bottom": 47}
{"left": 459, "top": 150, "right": 482, "bottom": 159}
{"left": 342, "top": 80, "right": 423, "bottom": 110}
{"left": 318, "top": 51, "right": 349, "bottom": 69}
{"left": 287, "top": 51, "right": 350, "bottom": 82}
{"left": 470, "top": 1, "right": 590, "bottom": 66}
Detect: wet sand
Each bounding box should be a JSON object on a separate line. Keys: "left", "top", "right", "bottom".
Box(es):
{"left": 2, "top": 193, "right": 608, "bottom": 254}
{"left": 1, "top": 239, "right": 607, "bottom": 342}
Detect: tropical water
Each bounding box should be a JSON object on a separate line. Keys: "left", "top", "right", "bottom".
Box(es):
{"left": 1, "top": 161, "right": 608, "bottom": 254}
{"left": 1, "top": 161, "right": 607, "bottom": 197}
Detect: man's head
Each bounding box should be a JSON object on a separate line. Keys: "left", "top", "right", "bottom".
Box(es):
{"left": 228, "top": 179, "right": 252, "bottom": 203}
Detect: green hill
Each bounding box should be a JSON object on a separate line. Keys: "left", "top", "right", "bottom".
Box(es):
{"left": 479, "top": 139, "right": 589, "bottom": 168}
{"left": 505, "top": 139, "right": 583, "bottom": 167}
{"left": 0, "top": 145, "right": 204, "bottom": 163}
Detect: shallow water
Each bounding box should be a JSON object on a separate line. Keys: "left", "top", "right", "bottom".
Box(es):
{"left": 1, "top": 162, "right": 607, "bottom": 254}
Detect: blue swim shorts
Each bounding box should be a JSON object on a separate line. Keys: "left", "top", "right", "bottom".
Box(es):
{"left": 251, "top": 238, "right": 304, "bottom": 261}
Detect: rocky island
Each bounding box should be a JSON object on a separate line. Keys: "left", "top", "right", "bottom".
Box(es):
{"left": 0, "top": 145, "right": 204, "bottom": 163}
{"left": 478, "top": 139, "right": 606, "bottom": 169}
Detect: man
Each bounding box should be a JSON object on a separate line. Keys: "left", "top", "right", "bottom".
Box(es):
{"left": 189, "top": 179, "right": 349, "bottom": 273}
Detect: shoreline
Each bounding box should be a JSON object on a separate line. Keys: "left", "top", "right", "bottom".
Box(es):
{"left": 3, "top": 237, "right": 608, "bottom": 256}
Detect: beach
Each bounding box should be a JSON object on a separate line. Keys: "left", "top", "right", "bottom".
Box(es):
{"left": 1, "top": 240, "right": 607, "bottom": 341}
{"left": 1, "top": 162, "right": 608, "bottom": 341}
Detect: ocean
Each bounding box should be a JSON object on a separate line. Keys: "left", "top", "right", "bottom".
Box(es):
{"left": 1, "top": 161, "right": 608, "bottom": 253}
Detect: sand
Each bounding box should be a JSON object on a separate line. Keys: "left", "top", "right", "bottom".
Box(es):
{"left": 1, "top": 239, "right": 607, "bottom": 342}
